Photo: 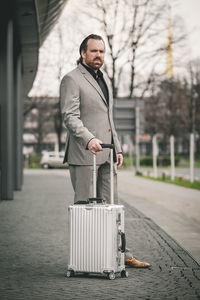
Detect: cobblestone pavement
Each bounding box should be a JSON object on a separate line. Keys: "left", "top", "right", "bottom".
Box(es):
{"left": 0, "top": 170, "right": 200, "bottom": 300}
{"left": 118, "top": 170, "right": 200, "bottom": 264}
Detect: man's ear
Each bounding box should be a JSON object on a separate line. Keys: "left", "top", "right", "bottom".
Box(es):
{"left": 81, "top": 50, "right": 86, "bottom": 59}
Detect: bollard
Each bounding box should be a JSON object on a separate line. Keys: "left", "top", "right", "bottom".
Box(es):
{"left": 162, "top": 172, "right": 166, "bottom": 181}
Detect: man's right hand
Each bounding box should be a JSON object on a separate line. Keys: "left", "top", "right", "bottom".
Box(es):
{"left": 88, "top": 138, "right": 103, "bottom": 155}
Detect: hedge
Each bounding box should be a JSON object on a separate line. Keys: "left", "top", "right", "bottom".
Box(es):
{"left": 123, "top": 155, "right": 180, "bottom": 167}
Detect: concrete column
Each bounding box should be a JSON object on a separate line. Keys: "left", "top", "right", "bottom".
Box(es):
{"left": 152, "top": 134, "right": 158, "bottom": 178}
{"left": 135, "top": 106, "right": 140, "bottom": 173}
{"left": 170, "top": 135, "right": 175, "bottom": 181}
{"left": 0, "top": 20, "right": 14, "bottom": 200}
{"left": 128, "top": 135, "right": 133, "bottom": 170}
{"left": 0, "top": 104, "right": 1, "bottom": 199}
{"left": 190, "top": 133, "right": 194, "bottom": 183}
{"left": 14, "top": 54, "right": 23, "bottom": 190}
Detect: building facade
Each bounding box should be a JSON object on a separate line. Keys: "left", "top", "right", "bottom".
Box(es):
{"left": 0, "top": 0, "right": 68, "bottom": 200}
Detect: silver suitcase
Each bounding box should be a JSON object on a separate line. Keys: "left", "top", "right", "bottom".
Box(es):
{"left": 66, "top": 144, "right": 128, "bottom": 280}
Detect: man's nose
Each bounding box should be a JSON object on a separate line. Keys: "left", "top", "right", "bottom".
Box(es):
{"left": 96, "top": 51, "right": 101, "bottom": 56}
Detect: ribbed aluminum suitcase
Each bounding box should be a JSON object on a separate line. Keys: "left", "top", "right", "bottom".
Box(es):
{"left": 66, "top": 145, "right": 128, "bottom": 280}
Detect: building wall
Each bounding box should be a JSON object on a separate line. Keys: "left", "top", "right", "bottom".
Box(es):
{"left": 0, "top": 2, "right": 23, "bottom": 200}
{"left": 0, "top": 0, "right": 68, "bottom": 200}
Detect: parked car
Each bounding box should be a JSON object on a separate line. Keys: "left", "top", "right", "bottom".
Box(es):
{"left": 40, "top": 151, "right": 68, "bottom": 169}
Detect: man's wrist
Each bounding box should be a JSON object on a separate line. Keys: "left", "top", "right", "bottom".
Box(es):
{"left": 86, "top": 137, "right": 95, "bottom": 150}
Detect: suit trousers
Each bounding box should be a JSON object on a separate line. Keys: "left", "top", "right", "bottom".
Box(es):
{"left": 69, "top": 161, "right": 118, "bottom": 204}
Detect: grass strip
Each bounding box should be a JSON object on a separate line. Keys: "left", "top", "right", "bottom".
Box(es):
{"left": 136, "top": 174, "right": 200, "bottom": 191}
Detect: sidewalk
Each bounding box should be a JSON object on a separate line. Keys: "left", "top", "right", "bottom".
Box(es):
{"left": 118, "top": 169, "right": 200, "bottom": 263}
{"left": 0, "top": 169, "right": 200, "bottom": 300}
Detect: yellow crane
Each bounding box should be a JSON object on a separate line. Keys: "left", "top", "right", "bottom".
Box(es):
{"left": 165, "top": 2, "right": 174, "bottom": 78}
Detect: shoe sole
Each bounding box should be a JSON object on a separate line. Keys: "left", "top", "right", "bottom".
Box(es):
{"left": 125, "top": 264, "right": 151, "bottom": 268}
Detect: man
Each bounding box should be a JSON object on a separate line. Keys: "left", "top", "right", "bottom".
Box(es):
{"left": 60, "top": 34, "right": 150, "bottom": 268}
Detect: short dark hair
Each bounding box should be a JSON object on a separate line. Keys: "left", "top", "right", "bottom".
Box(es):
{"left": 77, "top": 34, "right": 105, "bottom": 64}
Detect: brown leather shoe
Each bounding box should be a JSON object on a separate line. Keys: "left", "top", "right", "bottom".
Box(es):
{"left": 125, "top": 257, "right": 151, "bottom": 268}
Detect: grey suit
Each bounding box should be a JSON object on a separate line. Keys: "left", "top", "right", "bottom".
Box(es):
{"left": 60, "top": 64, "right": 121, "bottom": 165}
{"left": 60, "top": 63, "right": 121, "bottom": 203}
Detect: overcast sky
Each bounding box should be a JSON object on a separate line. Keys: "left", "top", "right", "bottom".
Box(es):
{"left": 173, "top": 0, "right": 200, "bottom": 59}
{"left": 29, "top": 0, "right": 200, "bottom": 97}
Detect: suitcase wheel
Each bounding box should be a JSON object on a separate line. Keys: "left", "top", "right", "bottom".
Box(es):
{"left": 66, "top": 270, "right": 75, "bottom": 278}
{"left": 107, "top": 272, "right": 116, "bottom": 280}
{"left": 121, "top": 270, "right": 128, "bottom": 278}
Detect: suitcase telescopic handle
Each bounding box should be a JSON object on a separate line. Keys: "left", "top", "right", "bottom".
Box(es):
{"left": 90, "top": 143, "right": 114, "bottom": 204}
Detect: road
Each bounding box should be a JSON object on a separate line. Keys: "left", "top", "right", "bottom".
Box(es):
{"left": 118, "top": 169, "right": 200, "bottom": 263}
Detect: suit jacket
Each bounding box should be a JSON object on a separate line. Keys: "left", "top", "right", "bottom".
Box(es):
{"left": 60, "top": 63, "right": 122, "bottom": 165}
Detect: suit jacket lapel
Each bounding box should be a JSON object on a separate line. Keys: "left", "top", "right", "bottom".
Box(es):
{"left": 102, "top": 72, "right": 112, "bottom": 108}
{"left": 78, "top": 64, "right": 108, "bottom": 106}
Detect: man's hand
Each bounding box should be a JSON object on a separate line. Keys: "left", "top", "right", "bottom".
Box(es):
{"left": 117, "top": 153, "right": 123, "bottom": 168}
{"left": 88, "top": 138, "right": 103, "bottom": 155}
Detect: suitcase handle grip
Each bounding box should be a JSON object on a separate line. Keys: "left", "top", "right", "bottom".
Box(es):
{"left": 88, "top": 198, "right": 105, "bottom": 204}
{"left": 86, "top": 143, "right": 114, "bottom": 150}
{"left": 100, "top": 143, "right": 114, "bottom": 149}
{"left": 119, "top": 232, "right": 126, "bottom": 253}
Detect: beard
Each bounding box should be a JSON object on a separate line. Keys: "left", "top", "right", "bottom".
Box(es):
{"left": 86, "top": 58, "right": 104, "bottom": 70}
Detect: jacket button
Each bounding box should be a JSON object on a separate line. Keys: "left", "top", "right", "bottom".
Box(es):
{"left": 108, "top": 128, "right": 111, "bottom": 132}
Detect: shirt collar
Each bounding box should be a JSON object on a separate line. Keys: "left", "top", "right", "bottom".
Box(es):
{"left": 81, "top": 62, "right": 103, "bottom": 80}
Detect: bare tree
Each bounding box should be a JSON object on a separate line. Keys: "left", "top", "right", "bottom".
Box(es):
{"left": 184, "top": 59, "right": 200, "bottom": 154}
{"left": 145, "top": 75, "right": 200, "bottom": 155}
{"left": 26, "top": 0, "right": 188, "bottom": 154}
{"left": 24, "top": 97, "right": 59, "bottom": 153}
{"left": 53, "top": 25, "right": 66, "bottom": 152}
{"left": 27, "top": 8, "right": 80, "bottom": 151}
{"left": 78, "top": 0, "right": 186, "bottom": 99}
{"left": 186, "top": 60, "right": 200, "bottom": 133}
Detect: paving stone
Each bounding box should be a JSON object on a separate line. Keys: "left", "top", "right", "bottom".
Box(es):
{"left": 0, "top": 170, "right": 199, "bottom": 300}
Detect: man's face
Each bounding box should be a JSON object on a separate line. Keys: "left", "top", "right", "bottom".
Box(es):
{"left": 82, "top": 39, "right": 105, "bottom": 71}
